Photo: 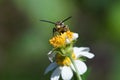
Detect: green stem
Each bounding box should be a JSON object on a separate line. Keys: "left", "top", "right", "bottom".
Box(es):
{"left": 69, "top": 56, "right": 82, "bottom": 80}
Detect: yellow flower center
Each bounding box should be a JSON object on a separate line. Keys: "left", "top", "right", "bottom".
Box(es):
{"left": 56, "top": 53, "right": 76, "bottom": 66}
{"left": 49, "top": 34, "right": 66, "bottom": 48}
{"left": 49, "top": 31, "right": 73, "bottom": 48}
{"left": 65, "top": 31, "right": 73, "bottom": 40}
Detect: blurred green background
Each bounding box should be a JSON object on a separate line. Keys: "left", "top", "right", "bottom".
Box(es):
{"left": 0, "top": 0, "right": 120, "bottom": 80}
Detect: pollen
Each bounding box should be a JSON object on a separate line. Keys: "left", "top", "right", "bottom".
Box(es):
{"left": 49, "top": 34, "right": 66, "bottom": 48}
{"left": 49, "top": 31, "right": 74, "bottom": 48}
{"left": 56, "top": 53, "right": 76, "bottom": 66}
{"left": 65, "top": 31, "right": 73, "bottom": 39}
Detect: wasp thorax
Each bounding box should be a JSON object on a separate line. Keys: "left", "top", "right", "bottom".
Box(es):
{"left": 53, "top": 21, "right": 69, "bottom": 35}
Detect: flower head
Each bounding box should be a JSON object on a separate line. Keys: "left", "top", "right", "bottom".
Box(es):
{"left": 49, "top": 31, "right": 78, "bottom": 48}
{"left": 45, "top": 47, "right": 94, "bottom": 80}
{"left": 49, "top": 34, "right": 66, "bottom": 48}
{"left": 56, "top": 53, "right": 76, "bottom": 66}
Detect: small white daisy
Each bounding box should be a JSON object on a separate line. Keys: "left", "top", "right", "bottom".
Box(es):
{"left": 45, "top": 47, "right": 94, "bottom": 80}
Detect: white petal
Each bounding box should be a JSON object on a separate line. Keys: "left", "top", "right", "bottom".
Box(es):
{"left": 66, "top": 39, "right": 70, "bottom": 44}
{"left": 73, "top": 47, "right": 81, "bottom": 57}
{"left": 73, "top": 47, "right": 94, "bottom": 59}
{"left": 48, "top": 51, "right": 55, "bottom": 62}
{"left": 48, "top": 51, "right": 52, "bottom": 55}
{"left": 71, "top": 60, "right": 87, "bottom": 75}
{"left": 73, "top": 47, "right": 90, "bottom": 53}
{"left": 51, "top": 67, "right": 62, "bottom": 80}
{"left": 79, "top": 52, "right": 95, "bottom": 59}
{"left": 44, "top": 62, "right": 57, "bottom": 74}
{"left": 61, "top": 66, "right": 73, "bottom": 80}
{"left": 73, "top": 47, "right": 84, "bottom": 58}
{"left": 72, "top": 33, "right": 79, "bottom": 40}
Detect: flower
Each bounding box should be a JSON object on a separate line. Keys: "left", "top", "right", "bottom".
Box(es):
{"left": 49, "top": 34, "right": 66, "bottom": 48}
{"left": 45, "top": 47, "right": 94, "bottom": 80}
{"left": 49, "top": 31, "right": 78, "bottom": 48}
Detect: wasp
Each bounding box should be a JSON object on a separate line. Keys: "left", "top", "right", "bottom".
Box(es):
{"left": 40, "top": 16, "right": 72, "bottom": 36}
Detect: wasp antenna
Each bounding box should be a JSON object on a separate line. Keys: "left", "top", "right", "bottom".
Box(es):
{"left": 62, "top": 16, "right": 72, "bottom": 23}
{"left": 40, "top": 20, "right": 56, "bottom": 24}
